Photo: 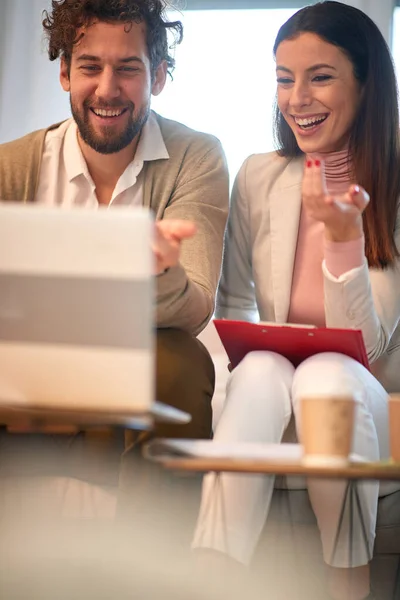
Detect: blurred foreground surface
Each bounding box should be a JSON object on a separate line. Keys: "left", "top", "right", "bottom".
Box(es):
{"left": 0, "top": 431, "right": 332, "bottom": 600}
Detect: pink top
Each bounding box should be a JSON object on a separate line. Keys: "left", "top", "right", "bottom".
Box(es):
{"left": 287, "top": 149, "right": 365, "bottom": 327}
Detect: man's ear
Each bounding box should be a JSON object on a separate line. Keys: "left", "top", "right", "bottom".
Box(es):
{"left": 60, "top": 57, "right": 71, "bottom": 92}
{"left": 151, "top": 60, "right": 167, "bottom": 96}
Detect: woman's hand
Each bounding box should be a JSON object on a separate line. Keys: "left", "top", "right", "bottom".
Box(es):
{"left": 302, "top": 158, "right": 369, "bottom": 242}
{"left": 153, "top": 219, "right": 197, "bottom": 275}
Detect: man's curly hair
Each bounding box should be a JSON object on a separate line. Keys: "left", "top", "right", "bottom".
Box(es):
{"left": 42, "top": 0, "right": 183, "bottom": 78}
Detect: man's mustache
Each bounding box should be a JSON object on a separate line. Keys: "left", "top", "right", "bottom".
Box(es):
{"left": 84, "top": 99, "right": 134, "bottom": 110}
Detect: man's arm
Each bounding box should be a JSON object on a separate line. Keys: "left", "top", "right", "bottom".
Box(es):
{"left": 154, "top": 140, "right": 229, "bottom": 336}
{"left": 0, "top": 128, "right": 49, "bottom": 203}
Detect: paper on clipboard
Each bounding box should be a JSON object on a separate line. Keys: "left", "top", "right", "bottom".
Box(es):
{"left": 259, "top": 321, "right": 316, "bottom": 329}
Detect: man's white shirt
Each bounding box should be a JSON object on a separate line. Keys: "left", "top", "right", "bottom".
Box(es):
{"left": 35, "top": 111, "right": 169, "bottom": 207}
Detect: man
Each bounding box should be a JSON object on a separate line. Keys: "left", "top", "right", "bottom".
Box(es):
{"left": 0, "top": 0, "right": 229, "bottom": 440}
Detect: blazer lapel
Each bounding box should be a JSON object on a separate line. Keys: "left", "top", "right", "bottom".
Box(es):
{"left": 270, "top": 158, "right": 304, "bottom": 322}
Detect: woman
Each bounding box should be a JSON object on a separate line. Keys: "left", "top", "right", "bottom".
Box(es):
{"left": 192, "top": 2, "right": 400, "bottom": 599}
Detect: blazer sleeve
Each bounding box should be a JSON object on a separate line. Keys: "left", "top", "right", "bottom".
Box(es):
{"left": 216, "top": 157, "right": 259, "bottom": 322}
{"left": 156, "top": 139, "right": 229, "bottom": 336}
{"left": 323, "top": 209, "right": 400, "bottom": 363}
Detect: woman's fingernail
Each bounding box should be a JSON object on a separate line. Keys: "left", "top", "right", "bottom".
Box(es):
{"left": 315, "top": 159, "right": 321, "bottom": 167}
{"left": 306, "top": 160, "right": 312, "bottom": 168}
{"left": 352, "top": 185, "right": 360, "bottom": 194}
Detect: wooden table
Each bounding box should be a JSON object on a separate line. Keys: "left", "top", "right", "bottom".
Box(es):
{"left": 147, "top": 440, "right": 400, "bottom": 572}
{"left": 0, "top": 403, "right": 190, "bottom": 487}
{"left": 153, "top": 455, "right": 400, "bottom": 481}
{"left": 0, "top": 400, "right": 190, "bottom": 434}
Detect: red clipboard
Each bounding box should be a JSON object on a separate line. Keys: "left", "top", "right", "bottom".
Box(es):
{"left": 213, "top": 319, "right": 370, "bottom": 371}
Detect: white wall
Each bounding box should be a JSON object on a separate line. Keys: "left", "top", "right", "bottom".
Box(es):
{"left": 0, "top": 0, "right": 70, "bottom": 143}
{"left": 341, "top": 0, "right": 395, "bottom": 46}
{"left": 0, "top": 0, "right": 396, "bottom": 144}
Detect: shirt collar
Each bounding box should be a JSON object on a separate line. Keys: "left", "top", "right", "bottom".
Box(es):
{"left": 64, "top": 119, "right": 94, "bottom": 185}
{"left": 63, "top": 111, "right": 169, "bottom": 185}
{"left": 136, "top": 111, "right": 169, "bottom": 162}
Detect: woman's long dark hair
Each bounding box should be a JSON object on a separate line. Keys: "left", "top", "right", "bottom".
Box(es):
{"left": 273, "top": 1, "right": 400, "bottom": 269}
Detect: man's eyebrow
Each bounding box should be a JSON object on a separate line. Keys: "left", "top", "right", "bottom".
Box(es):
{"left": 119, "top": 56, "right": 144, "bottom": 64}
{"left": 76, "top": 54, "right": 144, "bottom": 64}
{"left": 76, "top": 54, "right": 101, "bottom": 62}
{"left": 276, "top": 63, "right": 337, "bottom": 73}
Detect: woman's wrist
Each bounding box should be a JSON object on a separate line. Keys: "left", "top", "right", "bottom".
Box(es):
{"left": 324, "top": 234, "right": 365, "bottom": 277}
{"left": 324, "top": 220, "right": 363, "bottom": 243}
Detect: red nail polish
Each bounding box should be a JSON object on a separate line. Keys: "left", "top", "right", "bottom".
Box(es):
{"left": 306, "top": 160, "right": 312, "bottom": 168}
{"left": 353, "top": 185, "right": 360, "bottom": 194}
{"left": 315, "top": 159, "right": 321, "bottom": 167}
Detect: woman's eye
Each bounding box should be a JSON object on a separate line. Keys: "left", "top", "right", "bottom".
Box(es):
{"left": 313, "top": 75, "right": 332, "bottom": 82}
{"left": 277, "top": 78, "right": 293, "bottom": 85}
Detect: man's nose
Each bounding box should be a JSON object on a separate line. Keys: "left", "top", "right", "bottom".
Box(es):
{"left": 95, "top": 68, "right": 121, "bottom": 101}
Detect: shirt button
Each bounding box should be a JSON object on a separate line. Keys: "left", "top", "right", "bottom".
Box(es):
{"left": 347, "top": 310, "right": 356, "bottom": 320}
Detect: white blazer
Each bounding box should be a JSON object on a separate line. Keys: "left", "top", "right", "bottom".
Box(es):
{"left": 216, "top": 152, "right": 400, "bottom": 393}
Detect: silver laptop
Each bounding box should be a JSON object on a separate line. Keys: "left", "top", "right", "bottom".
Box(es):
{"left": 0, "top": 203, "right": 155, "bottom": 415}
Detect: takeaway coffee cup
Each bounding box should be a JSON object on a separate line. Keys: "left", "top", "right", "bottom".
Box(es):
{"left": 301, "top": 395, "right": 356, "bottom": 466}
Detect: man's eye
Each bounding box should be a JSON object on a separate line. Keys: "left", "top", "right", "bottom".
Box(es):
{"left": 81, "top": 65, "right": 100, "bottom": 72}
{"left": 118, "top": 67, "right": 140, "bottom": 73}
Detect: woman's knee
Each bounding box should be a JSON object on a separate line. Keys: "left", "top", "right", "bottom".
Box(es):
{"left": 231, "top": 351, "right": 294, "bottom": 387}
{"left": 292, "top": 352, "right": 368, "bottom": 405}
{"left": 227, "top": 351, "right": 294, "bottom": 414}
{"left": 216, "top": 351, "right": 294, "bottom": 442}
{"left": 292, "top": 353, "right": 386, "bottom": 460}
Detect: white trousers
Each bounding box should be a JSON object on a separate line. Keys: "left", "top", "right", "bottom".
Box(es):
{"left": 192, "top": 351, "right": 399, "bottom": 568}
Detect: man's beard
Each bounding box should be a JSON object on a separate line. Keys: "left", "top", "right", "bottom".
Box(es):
{"left": 71, "top": 97, "right": 150, "bottom": 155}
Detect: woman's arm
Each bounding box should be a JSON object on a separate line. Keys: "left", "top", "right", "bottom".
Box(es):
{"left": 303, "top": 159, "right": 400, "bottom": 363}
{"left": 216, "top": 158, "right": 259, "bottom": 322}
{"left": 323, "top": 217, "right": 400, "bottom": 363}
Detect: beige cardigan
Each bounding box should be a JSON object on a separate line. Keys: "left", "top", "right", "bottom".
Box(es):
{"left": 217, "top": 151, "right": 400, "bottom": 393}
{"left": 0, "top": 112, "right": 229, "bottom": 336}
